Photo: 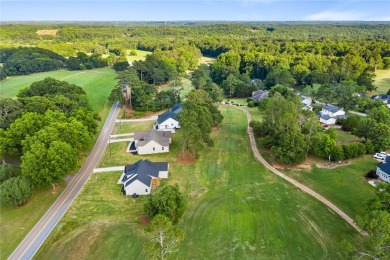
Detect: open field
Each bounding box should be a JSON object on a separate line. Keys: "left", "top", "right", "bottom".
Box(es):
{"left": 0, "top": 183, "right": 66, "bottom": 259}
{"left": 126, "top": 50, "right": 152, "bottom": 63}
{"left": 36, "top": 30, "right": 58, "bottom": 36}
{"left": 227, "top": 98, "right": 264, "bottom": 121}
{"left": 158, "top": 74, "right": 194, "bottom": 100}
{"left": 334, "top": 128, "right": 362, "bottom": 144}
{"left": 111, "top": 120, "right": 155, "bottom": 135}
{"left": 36, "top": 106, "right": 358, "bottom": 259}
{"left": 283, "top": 157, "right": 377, "bottom": 218}
{"left": 199, "top": 56, "right": 216, "bottom": 65}
{"left": 0, "top": 68, "right": 117, "bottom": 113}
{"left": 372, "top": 69, "right": 390, "bottom": 95}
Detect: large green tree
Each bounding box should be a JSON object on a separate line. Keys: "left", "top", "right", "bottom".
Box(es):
{"left": 144, "top": 184, "right": 185, "bottom": 220}
{"left": 0, "top": 98, "right": 23, "bottom": 129}
{"left": 144, "top": 214, "right": 184, "bottom": 260}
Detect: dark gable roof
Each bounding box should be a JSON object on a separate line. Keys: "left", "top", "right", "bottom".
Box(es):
{"left": 134, "top": 130, "right": 171, "bottom": 147}
{"left": 378, "top": 162, "right": 390, "bottom": 175}
{"left": 372, "top": 94, "right": 390, "bottom": 103}
{"left": 124, "top": 160, "right": 168, "bottom": 184}
{"left": 157, "top": 110, "right": 178, "bottom": 124}
{"left": 385, "top": 156, "right": 390, "bottom": 163}
{"left": 252, "top": 90, "right": 269, "bottom": 101}
{"left": 124, "top": 174, "right": 152, "bottom": 187}
{"left": 323, "top": 105, "right": 341, "bottom": 113}
{"left": 171, "top": 103, "right": 182, "bottom": 114}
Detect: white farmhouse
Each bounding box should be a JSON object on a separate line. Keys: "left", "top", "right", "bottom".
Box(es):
{"left": 128, "top": 130, "right": 171, "bottom": 155}
{"left": 301, "top": 96, "right": 313, "bottom": 111}
{"left": 319, "top": 105, "right": 348, "bottom": 124}
{"left": 376, "top": 156, "right": 390, "bottom": 183}
{"left": 118, "top": 160, "right": 169, "bottom": 196}
{"left": 154, "top": 110, "right": 180, "bottom": 133}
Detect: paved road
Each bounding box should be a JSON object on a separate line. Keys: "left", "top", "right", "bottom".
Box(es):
{"left": 8, "top": 102, "right": 121, "bottom": 260}
{"left": 238, "top": 107, "right": 366, "bottom": 235}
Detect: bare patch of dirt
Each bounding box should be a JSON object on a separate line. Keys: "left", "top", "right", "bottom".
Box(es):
{"left": 36, "top": 29, "right": 58, "bottom": 36}
{"left": 176, "top": 150, "right": 196, "bottom": 164}
{"left": 139, "top": 215, "right": 150, "bottom": 225}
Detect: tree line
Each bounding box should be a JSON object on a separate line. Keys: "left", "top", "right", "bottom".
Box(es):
{"left": 0, "top": 78, "right": 100, "bottom": 207}
{"left": 0, "top": 47, "right": 109, "bottom": 80}
{"left": 250, "top": 87, "right": 390, "bottom": 164}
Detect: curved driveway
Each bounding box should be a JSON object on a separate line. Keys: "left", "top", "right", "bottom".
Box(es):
{"left": 238, "top": 107, "right": 365, "bottom": 235}
{"left": 8, "top": 102, "right": 120, "bottom": 260}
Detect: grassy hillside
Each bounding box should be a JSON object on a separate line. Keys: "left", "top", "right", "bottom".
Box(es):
{"left": 0, "top": 68, "right": 117, "bottom": 112}
{"left": 36, "top": 106, "right": 358, "bottom": 259}
{"left": 373, "top": 69, "right": 390, "bottom": 95}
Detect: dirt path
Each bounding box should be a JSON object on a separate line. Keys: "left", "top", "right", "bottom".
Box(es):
{"left": 238, "top": 107, "right": 365, "bottom": 235}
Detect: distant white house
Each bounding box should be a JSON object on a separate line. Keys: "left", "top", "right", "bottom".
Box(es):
{"left": 128, "top": 130, "right": 171, "bottom": 155}
{"left": 318, "top": 105, "right": 348, "bottom": 124}
{"left": 118, "top": 160, "right": 169, "bottom": 196}
{"left": 301, "top": 96, "right": 313, "bottom": 111}
{"left": 376, "top": 156, "right": 390, "bottom": 183}
{"left": 372, "top": 94, "right": 390, "bottom": 108}
{"left": 251, "top": 90, "right": 269, "bottom": 101}
{"left": 154, "top": 110, "right": 180, "bottom": 133}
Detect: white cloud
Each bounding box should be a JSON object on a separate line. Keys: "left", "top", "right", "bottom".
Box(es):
{"left": 368, "top": 16, "right": 390, "bottom": 21}
{"left": 304, "top": 11, "right": 362, "bottom": 21}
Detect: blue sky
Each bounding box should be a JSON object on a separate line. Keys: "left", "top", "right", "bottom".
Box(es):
{"left": 1, "top": 0, "right": 390, "bottom": 21}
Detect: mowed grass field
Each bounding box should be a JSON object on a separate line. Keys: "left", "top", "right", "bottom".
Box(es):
{"left": 372, "top": 69, "right": 390, "bottom": 95}
{"left": 0, "top": 68, "right": 117, "bottom": 113}
{"left": 283, "top": 157, "right": 377, "bottom": 218}
{"left": 126, "top": 50, "right": 152, "bottom": 63}
{"left": 0, "top": 183, "right": 66, "bottom": 259}
{"left": 36, "top": 106, "right": 358, "bottom": 259}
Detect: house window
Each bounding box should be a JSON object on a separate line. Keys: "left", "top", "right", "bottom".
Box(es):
{"left": 145, "top": 189, "right": 148, "bottom": 192}
{"left": 153, "top": 147, "right": 155, "bottom": 151}
{"left": 165, "top": 125, "right": 167, "bottom": 129}
{"left": 162, "top": 147, "right": 164, "bottom": 151}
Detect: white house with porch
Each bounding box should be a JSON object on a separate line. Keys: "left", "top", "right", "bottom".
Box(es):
{"left": 376, "top": 156, "right": 390, "bottom": 183}
{"left": 154, "top": 110, "right": 180, "bottom": 133}
{"left": 118, "top": 160, "right": 169, "bottom": 196}
{"left": 128, "top": 130, "right": 171, "bottom": 155}
{"left": 319, "top": 105, "right": 348, "bottom": 124}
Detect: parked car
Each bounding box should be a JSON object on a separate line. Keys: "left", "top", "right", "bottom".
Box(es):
{"left": 379, "top": 151, "right": 390, "bottom": 157}
{"left": 374, "top": 153, "right": 386, "bottom": 160}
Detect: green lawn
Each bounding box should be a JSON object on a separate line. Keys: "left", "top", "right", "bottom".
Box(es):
{"left": 372, "top": 69, "right": 390, "bottom": 95}
{"left": 36, "top": 106, "right": 358, "bottom": 259}
{"left": 0, "top": 183, "right": 66, "bottom": 259}
{"left": 283, "top": 157, "right": 377, "bottom": 218}
{"left": 111, "top": 120, "right": 155, "bottom": 135}
{"left": 158, "top": 74, "right": 194, "bottom": 100}
{"left": 0, "top": 68, "right": 117, "bottom": 113}
{"left": 227, "top": 98, "right": 264, "bottom": 121}
{"left": 126, "top": 50, "right": 152, "bottom": 63}
{"left": 334, "top": 128, "right": 362, "bottom": 145}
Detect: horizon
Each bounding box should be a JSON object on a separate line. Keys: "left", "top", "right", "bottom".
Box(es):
{"left": 1, "top": 0, "right": 390, "bottom": 22}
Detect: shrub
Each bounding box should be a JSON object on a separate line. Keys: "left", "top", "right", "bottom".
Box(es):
{"left": 248, "top": 101, "right": 254, "bottom": 107}
{"left": 129, "top": 50, "right": 137, "bottom": 56}
{"left": 364, "top": 140, "right": 375, "bottom": 154}
{"left": 0, "top": 176, "right": 33, "bottom": 207}
{"left": 366, "top": 170, "right": 379, "bottom": 179}
{"left": 331, "top": 145, "right": 344, "bottom": 161}
{"left": 0, "top": 165, "right": 20, "bottom": 185}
